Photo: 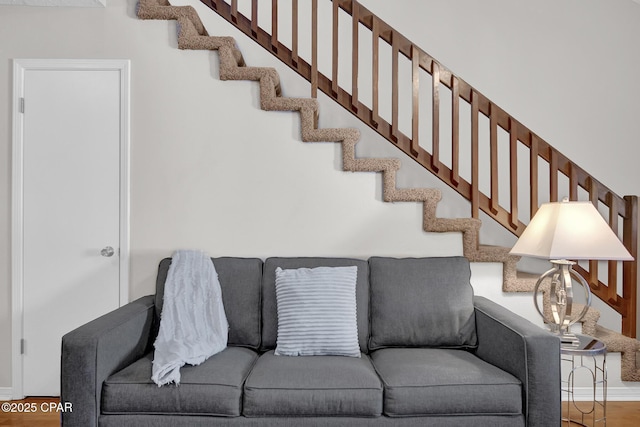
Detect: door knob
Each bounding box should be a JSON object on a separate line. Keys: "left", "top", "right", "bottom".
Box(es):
{"left": 101, "top": 246, "right": 115, "bottom": 257}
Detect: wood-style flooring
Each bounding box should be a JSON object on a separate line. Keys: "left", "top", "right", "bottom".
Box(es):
{"left": 1, "top": 398, "right": 639, "bottom": 426}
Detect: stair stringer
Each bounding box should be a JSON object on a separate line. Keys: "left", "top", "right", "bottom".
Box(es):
{"left": 136, "top": 0, "right": 640, "bottom": 381}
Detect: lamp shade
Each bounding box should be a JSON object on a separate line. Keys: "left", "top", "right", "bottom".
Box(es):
{"left": 510, "top": 200, "right": 633, "bottom": 261}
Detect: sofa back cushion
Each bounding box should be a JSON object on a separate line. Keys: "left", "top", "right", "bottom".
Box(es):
{"left": 155, "top": 257, "right": 263, "bottom": 349}
{"left": 368, "top": 256, "right": 477, "bottom": 350}
{"left": 261, "top": 257, "right": 369, "bottom": 353}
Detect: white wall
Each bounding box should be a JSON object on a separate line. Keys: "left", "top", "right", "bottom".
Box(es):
{"left": 0, "top": 0, "right": 639, "bottom": 397}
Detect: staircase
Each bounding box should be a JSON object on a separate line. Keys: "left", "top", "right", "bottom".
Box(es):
{"left": 136, "top": 0, "right": 640, "bottom": 381}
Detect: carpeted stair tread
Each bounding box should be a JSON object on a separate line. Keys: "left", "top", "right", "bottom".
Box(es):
{"left": 593, "top": 325, "right": 640, "bottom": 381}
{"left": 572, "top": 303, "right": 601, "bottom": 336}
{"left": 136, "top": 0, "right": 639, "bottom": 381}
{"left": 505, "top": 270, "right": 539, "bottom": 293}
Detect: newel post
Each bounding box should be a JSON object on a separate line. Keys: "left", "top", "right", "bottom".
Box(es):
{"left": 623, "top": 195, "right": 638, "bottom": 337}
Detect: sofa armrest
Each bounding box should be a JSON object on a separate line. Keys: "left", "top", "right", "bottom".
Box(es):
{"left": 473, "top": 296, "right": 560, "bottom": 427}
{"left": 61, "top": 295, "right": 155, "bottom": 427}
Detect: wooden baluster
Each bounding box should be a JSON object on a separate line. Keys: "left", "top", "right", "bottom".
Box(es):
{"left": 550, "top": 150, "right": 558, "bottom": 202}
{"left": 529, "top": 134, "right": 539, "bottom": 218}
{"left": 371, "top": 18, "right": 379, "bottom": 127}
{"left": 607, "top": 192, "right": 619, "bottom": 302}
{"left": 431, "top": 61, "right": 440, "bottom": 171}
{"left": 622, "top": 195, "right": 638, "bottom": 337}
{"left": 471, "top": 91, "right": 479, "bottom": 219}
{"left": 351, "top": 0, "right": 359, "bottom": 112}
{"left": 489, "top": 104, "right": 498, "bottom": 214}
{"left": 569, "top": 163, "right": 578, "bottom": 201}
{"left": 331, "top": 0, "right": 339, "bottom": 97}
{"left": 311, "top": 0, "right": 318, "bottom": 98}
{"left": 391, "top": 31, "right": 399, "bottom": 141}
{"left": 589, "top": 259, "right": 600, "bottom": 294}
{"left": 588, "top": 178, "right": 600, "bottom": 291}
{"left": 231, "top": 0, "right": 238, "bottom": 23}
{"left": 251, "top": 0, "right": 258, "bottom": 37}
{"left": 292, "top": 0, "right": 298, "bottom": 67}
{"left": 271, "top": 0, "right": 278, "bottom": 52}
{"left": 509, "top": 119, "right": 518, "bottom": 229}
{"left": 589, "top": 177, "right": 599, "bottom": 205}
{"left": 411, "top": 45, "right": 419, "bottom": 157}
{"left": 451, "top": 76, "right": 460, "bottom": 186}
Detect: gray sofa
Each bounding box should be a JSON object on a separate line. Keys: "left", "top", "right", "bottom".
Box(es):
{"left": 61, "top": 256, "right": 560, "bottom": 427}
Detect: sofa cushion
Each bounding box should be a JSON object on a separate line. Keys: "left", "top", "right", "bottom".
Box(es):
{"left": 371, "top": 348, "right": 522, "bottom": 417}
{"left": 156, "top": 257, "right": 263, "bottom": 349}
{"left": 261, "top": 257, "right": 369, "bottom": 352}
{"left": 369, "top": 256, "right": 477, "bottom": 349}
{"left": 243, "top": 350, "right": 382, "bottom": 417}
{"left": 274, "top": 266, "right": 360, "bottom": 357}
{"left": 102, "top": 347, "right": 258, "bottom": 417}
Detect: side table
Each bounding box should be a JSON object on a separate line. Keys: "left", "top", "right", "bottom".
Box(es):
{"left": 561, "top": 334, "right": 607, "bottom": 426}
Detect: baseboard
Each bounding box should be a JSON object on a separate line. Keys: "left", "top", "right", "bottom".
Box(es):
{"left": 567, "top": 386, "right": 640, "bottom": 401}
{"left": 0, "top": 387, "right": 13, "bottom": 401}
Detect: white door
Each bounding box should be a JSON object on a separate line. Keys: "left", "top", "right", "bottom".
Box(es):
{"left": 12, "top": 60, "right": 130, "bottom": 397}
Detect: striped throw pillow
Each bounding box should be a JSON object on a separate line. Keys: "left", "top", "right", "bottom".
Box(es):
{"left": 274, "top": 266, "right": 360, "bottom": 357}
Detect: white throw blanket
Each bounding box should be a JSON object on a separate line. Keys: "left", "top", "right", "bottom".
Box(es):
{"left": 151, "top": 250, "right": 228, "bottom": 386}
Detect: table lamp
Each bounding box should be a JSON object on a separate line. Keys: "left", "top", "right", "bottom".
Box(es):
{"left": 510, "top": 198, "right": 633, "bottom": 347}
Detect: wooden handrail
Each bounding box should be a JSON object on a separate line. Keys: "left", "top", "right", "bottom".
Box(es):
{"left": 201, "top": 0, "right": 638, "bottom": 337}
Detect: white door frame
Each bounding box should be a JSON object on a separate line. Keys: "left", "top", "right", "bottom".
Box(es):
{"left": 11, "top": 59, "right": 130, "bottom": 399}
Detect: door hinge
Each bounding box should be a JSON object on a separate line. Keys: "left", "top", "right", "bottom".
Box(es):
{"left": 19, "top": 98, "right": 25, "bottom": 114}
{"left": 20, "top": 339, "right": 25, "bottom": 355}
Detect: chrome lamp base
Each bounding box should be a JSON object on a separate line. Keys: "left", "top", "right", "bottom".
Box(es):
{"left": 532, "top": 260, "right": 592, "bottom": 348}
{"left": 558, "top": 332, "right": 581, "bottom": 349}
